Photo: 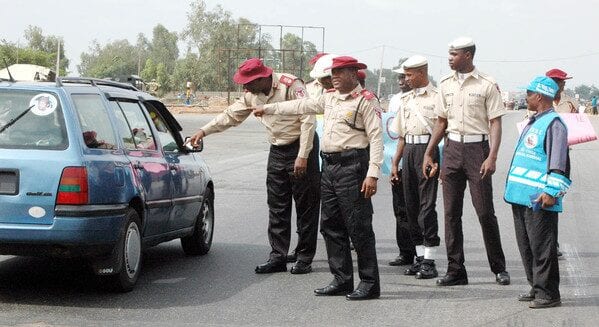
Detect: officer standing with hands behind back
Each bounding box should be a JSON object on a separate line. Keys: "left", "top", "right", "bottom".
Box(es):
{"left": 422, "top": 37, "right": 510, "bottom": 287}
{"left": 253, "top": 56, "right": 384, "bottom": 300}
{"left": 187, "top": 58, "right": 320, "bottom": 275}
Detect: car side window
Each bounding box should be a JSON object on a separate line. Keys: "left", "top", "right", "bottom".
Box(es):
{"left": 143, "top": 102, "right": 179, "bottom": 152}
{"left": 111, "top": 100, "right": 157, "bottom": 151}
{"left": 71, "top": 94, "right": 117, "bottom": 149}
{"left": 109, "top": 101, "right": 136, "bottom": 149}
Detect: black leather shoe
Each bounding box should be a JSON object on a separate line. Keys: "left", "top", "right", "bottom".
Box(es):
{"left": 436, "top": 274, "right": 468, "bottom": 286}
{"left": 286, "top": 250, "right": 297, "bottom": 263}
{"left": 255, "top": 261, "right": 286, "bottom": 274}
{"left": 518, "top": 291, "right": 535, "bottom": 302}
{"left": 290, "top": 261, "right": 312, "bottom": 274}
{"left": 415, "top": 261, "right": 438, "bottom": 279}
{"left": 403, "top": 256, "right": 423, "bottom": 275}
{"left": 496, "top": 271, "right": 511, "bottom": 285}
{"left": 529, "top": 298, "right": 561, "bottom": 309}
{"left": 346, "top": 284, "right": 380, "bottom": 301}
{"left": 314, "top": 283, "right": 353, "bottom": 296}
{"left": 389, "top": 254, "right": 414, "bottom": 266}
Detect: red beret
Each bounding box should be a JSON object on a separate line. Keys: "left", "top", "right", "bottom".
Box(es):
{"left": 233, "top": 58, "right": 273, "bottom": 84}
{"left": 357, "top": 70, "right": 366, "bottom": 80}
{"left": 309, "top": 52, "right": 328, "bottom": 66}
{"left": 545, "top": 68, "right": 572, "bottom": 80}
{"left": 326, "top": 56, "right": 367, "bottom": 70}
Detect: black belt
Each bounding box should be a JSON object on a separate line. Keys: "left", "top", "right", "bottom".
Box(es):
{"left": 320, "top": 148, "right": 368, "bottom": 165}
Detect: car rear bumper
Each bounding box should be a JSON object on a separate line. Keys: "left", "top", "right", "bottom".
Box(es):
{"left": 0, "top": 204, "right": 128, "bottom": 257}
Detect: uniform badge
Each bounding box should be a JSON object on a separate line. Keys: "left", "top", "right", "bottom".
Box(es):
{"left": 524, "top": 133, "right": 538, "bottom": 148}
{"left": 294, "top": 88, "right": 306, "bottom": 98}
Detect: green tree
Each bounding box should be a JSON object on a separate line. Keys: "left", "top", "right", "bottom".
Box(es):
{"left": 278, "top": 33, "right": 317, "bottom": 81}
{"left": 149, "top": 24, "right": 179, "bottom": 75}
{"left": 78, "top": 40, "right": 138, "bottom": 78}
{"left": 24, "top": 25, "right": 69, "bottom": 75}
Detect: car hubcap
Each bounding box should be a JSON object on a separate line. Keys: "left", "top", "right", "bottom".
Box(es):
{"left": 124, "top": 222, "right": 141, "bottom": 279}
{"left": 202, "top": 203, "right": 213, "bottom": 244}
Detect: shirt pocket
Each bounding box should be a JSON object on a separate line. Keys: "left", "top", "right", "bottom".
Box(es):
{"left": 467, "top": 93, "right": 485, "bottom": 118}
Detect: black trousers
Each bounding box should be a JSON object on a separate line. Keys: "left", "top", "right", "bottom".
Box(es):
{"left": 392, "top": 182, "right": 415, "bottom": 256}
{"left": 320, "top": 149, "right": 379, "bottom": 286}
{"left": 512, "top": 204, "right": 560, "bottom": 300}
{"left": 441, "top": 140, "right": 506, "bottom": 276}
{"left": 402, "top": 143, "right": 440, "bottom": 247}
{"left": 266, "top": 136, "right": 320, "bottom": 264}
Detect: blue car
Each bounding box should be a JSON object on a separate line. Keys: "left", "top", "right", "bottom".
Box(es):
{"left": 0, "top": 77, "right": 214, "bottom": 291}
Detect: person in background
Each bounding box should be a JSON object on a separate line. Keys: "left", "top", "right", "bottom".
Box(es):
{"left": 387, "top": 65, "right": 416, "bottom": 268}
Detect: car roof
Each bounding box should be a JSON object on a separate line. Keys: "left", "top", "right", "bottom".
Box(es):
{"left": 0, "top": 78, "right": 182, "bottom": 132}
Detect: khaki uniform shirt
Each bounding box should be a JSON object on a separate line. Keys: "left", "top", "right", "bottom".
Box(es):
{"left": 263, "top": 85, "right": 384, "bottom": 178}
{"left": 201, "top": 73, "right": 315, "bottom": 158}
{"left": 436, "top": 68, "right": 507, "bottom": 135}
{"left": 395, "top": 83, "right": 438, "bottom": 137}
{"left": 554, "top": 92, "right": 579, "bottom": 113}
{"left": 306, "top": 80, "right": 325, "bottom": 99}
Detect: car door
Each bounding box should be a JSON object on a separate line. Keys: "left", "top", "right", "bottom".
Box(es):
{"left": 142, "top": 101, "right": 203, "bottom": 232}
{"left": 108, "top": 98, "right": 172, "bottom": 236}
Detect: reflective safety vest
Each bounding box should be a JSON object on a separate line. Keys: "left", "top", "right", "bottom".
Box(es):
{"left": 504, "top": 111, "right": 571, "bottom": 212}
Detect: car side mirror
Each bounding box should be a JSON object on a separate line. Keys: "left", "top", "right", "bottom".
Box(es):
{"left": 184, "top": 137, "right": 203, "bottom": 152}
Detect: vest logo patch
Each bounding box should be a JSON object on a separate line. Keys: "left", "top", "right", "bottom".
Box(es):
{"left": 525, "top": 133, "right": 538, "bottom": 148}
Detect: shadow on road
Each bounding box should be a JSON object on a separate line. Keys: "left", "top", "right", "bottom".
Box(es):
{"left": 0, "top": 242, "right": 271, "bottom": 309}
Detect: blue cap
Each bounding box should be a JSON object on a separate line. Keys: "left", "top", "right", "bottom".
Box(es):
{"left": 525, "top": 76, "right": 559, "bottom": 99}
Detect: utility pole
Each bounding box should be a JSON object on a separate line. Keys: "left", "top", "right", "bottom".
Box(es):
{"left": 376, "top": 45, "right": 385, "bottom": 98}
{"left": 55, "top": 40, "right": 61, "bottom": 78}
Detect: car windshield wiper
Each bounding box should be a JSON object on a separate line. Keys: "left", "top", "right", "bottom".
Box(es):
{"left": 0, "top": 105, "right": 35, "bottom": 134}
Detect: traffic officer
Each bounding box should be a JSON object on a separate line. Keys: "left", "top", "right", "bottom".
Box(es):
{"left": 546, "top": 69, "right": 579, "bottom": 114}
{"left": 305, "top": 52, "right": 328, "bottom": 98}
{"left": 253, "top": 56, "right": 384, "bottom": 300}
{"left": 388, "top": 65, "right": 416, "bottom": 267}
{"left": 286, "top": 53, "right": 336, "bottom": 264}
{"left": 188, "top": 58, "right": 320, "bottom": 275}
{"left": 422, "top": 37, "right": 510, "bottom": 286}
{"left": 391, "top": 55, "right": 440, "bottom": 279}
{"left": 504, "top": 76, "right": 570, "bottom": 309}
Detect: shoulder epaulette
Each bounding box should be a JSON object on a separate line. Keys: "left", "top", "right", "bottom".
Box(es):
{"left": 477, "top": 71, "right": 497, "bottom": 84}
{"left": 326, "top": 88, "right": 336, "bottom": 93}
{"left": 360, "top": 89, "right": 376, "bottom": 100}
{"left": 279, "top": 75, "right": 297, "bottom": 87}
{"left": 440, "top": 73, "right": 454, "bottom": 83}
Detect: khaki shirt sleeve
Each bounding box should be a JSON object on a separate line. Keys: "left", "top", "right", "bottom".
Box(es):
{"left": 486, "top": 83, "right": 507, "bottom": 120}
{"left": 201, "top": 96, "right": 250, "bottom": 135}
{"left": 435, "top": 86, "right": 448, "bottom": 119}
{"left": 362, "top": 99, "right": 384, "bottom": 178}
{"left": 287, "top": 80, "right": 315, "bottom": 158}
{"left": 263, "top": 96, "right": 324, "bottom": 115}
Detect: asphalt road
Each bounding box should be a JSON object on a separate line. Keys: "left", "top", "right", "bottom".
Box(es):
{"left": 0, "top": 110, "right": 598, "bottom": 326}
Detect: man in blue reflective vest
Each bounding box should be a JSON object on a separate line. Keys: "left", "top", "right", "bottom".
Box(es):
{"left": 504, "top": 76, "right": 571, "bottom": 309}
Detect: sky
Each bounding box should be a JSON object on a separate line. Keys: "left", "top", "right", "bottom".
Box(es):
{"left": 2, "top": 0, "right": 598, "bottom": 93}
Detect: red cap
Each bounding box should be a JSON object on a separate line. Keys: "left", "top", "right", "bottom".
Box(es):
{"left": 545, "top": 68, "right": 572, "bottom": 80}
{"left": 357, "top": 70, "right": 366, "bottom": 80}
{"left": 233, "top": 58, "right": 273, "bottom": 84}
{"left": 326, "top": 56, "right": 367, "bottom": 70}
{"left": 308, "top": 52, "right": 328, "bottom": 66}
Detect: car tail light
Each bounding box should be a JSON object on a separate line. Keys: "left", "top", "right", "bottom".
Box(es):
{"left": 56, "top": 167, "right": 89, "bottom": 205}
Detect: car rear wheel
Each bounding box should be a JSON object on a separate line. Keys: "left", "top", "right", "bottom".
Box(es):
{"left": 181, "top": 187, "right": 214, "bottom": 255}
{"left": 108, "top": 208, "right": 143, "bottom": 292}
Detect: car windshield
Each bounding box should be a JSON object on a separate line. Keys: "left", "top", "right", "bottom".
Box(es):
{"left": 0, "top": 89, "right": 68, "bottom": 150}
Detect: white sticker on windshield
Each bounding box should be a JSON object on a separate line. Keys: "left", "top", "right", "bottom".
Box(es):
{"left": 29, "top": 93, "right": 58, "bottom": 116}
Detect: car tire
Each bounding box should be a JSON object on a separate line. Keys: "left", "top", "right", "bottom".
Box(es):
{"left": 107, "top": 208, "right": 143, "bottom": 292}
{"left": 181, "top": 187, "right": 214, "bottom": 255}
